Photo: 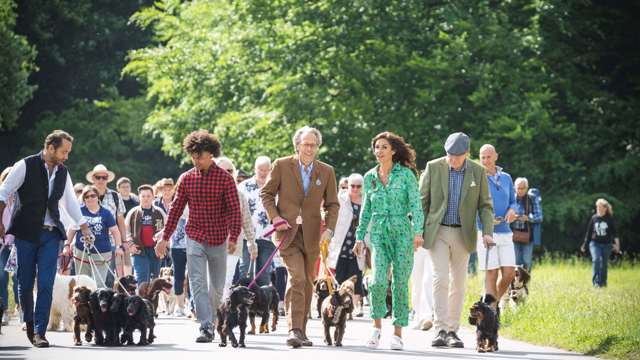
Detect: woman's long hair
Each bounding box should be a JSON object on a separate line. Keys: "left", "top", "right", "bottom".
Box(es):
{"left": 596, "top": 198, "right": 613, "bottom": 216}
{"left": 371, "top": 131, "right": 417, "bottom": 175}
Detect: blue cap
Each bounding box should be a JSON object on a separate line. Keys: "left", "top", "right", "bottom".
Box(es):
{"left": 444, "top": 132, "right": 470, "bottom": 155}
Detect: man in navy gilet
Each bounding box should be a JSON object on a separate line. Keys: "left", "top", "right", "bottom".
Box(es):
{"left": 0, "top": 130, "right": 91, "bottom": 347}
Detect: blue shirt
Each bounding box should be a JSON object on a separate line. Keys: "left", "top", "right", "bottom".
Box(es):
{"left": 298, "top": 159, "right": 314, "bottom": 195}
{"left": 478, "top": 166, "right": 516, "bottom": 233}
{"left": 75, "top": 206, "right": 116, "bottom": 253}
{"left": 442, "top": 160, "right": 467, "bottom": 225}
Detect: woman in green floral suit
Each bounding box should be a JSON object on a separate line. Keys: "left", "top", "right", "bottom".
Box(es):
{"left": 353, "top": 131, "right": 424, "bottom": 351}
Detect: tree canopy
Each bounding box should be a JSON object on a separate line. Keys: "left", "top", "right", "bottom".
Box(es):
{"left": 124, "top": 0, "right": 640, "bottom": 252}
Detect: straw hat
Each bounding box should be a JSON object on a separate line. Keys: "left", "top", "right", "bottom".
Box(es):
{"left": 86, "top": 164, "right": 116, "bottom": 183}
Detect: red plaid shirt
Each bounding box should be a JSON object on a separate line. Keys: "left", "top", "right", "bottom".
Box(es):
{"left": 162, "top": 164, "right": 241, "bottom": 246}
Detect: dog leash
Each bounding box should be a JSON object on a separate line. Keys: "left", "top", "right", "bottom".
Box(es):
{"left": 75, "top": 234, "right": 128, "bottom": 293}
{"left": 247, "top": 220, "right": 290, "bottom": 289}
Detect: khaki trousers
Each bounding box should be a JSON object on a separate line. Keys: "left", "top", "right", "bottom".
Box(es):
{"left": 428, "top": 226, "right": 470, "bottom": 333}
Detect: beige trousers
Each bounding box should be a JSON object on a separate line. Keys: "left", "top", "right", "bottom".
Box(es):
{"left": 428, "top": 226, "right": 470, "bottom": 333}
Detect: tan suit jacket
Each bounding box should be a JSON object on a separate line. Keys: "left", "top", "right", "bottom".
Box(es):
{"left": 419, "top": 156, "right": 494, "bottom": 252}
{"left": 261, "top": 155, "right": 340, "bottom": 253}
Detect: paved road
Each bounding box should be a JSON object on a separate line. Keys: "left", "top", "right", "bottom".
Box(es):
{"left": 0, "top": 312, "right": 598, "bottom": 360}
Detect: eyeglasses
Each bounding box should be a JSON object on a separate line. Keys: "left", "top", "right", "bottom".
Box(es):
{"left": 224, "top": 168, "right": 234, "bottom": 174}
{"left": 350, "top": 184, "right": 362, "bottom": 188}
{"left": 84, "top": 194, "right": 98, "bottom": 200}
{"left": 300, "top": 142, "right": 318, "bottom": 149}
{"left": 93, "top": 175, "right": 108, "bottom": 181}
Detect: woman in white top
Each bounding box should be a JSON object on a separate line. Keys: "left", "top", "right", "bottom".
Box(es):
{"left": 328, "top": 173, "right": 367, "bottom": 316}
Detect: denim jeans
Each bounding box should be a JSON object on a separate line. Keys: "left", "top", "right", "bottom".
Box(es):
{"left": 590, "top": 242, "right": 612, "bottom": 287}
{"left": 186, "top": 237, "right": 226, "bottom": 330}
{"left": 132, "top": 247, "right": 160, "bottom": 284}
{"left": 15, "top": 228, "right": 62, "bottom": 336}
{"left": 171, "top": 248, "right": 187, "bottom": 295}
{"left": 0, "top": 245, "right": 19, "bottom": 311}
{"left": 514, "top": 242, "right": 534, "bottom": 271}
{"left": 239, "top": 239, "right": 275, "bottom": 286}
{"left": 272, "top": 266, "right": 288, "bottom": 301}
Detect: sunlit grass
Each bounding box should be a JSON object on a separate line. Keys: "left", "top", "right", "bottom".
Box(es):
{"left": 464, "top": 255, "right": 640, "bottom": 359}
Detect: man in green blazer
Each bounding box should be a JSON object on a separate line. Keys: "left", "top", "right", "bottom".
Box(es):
{"left": 419, "top": 132, "right": 494, "bottom": 348}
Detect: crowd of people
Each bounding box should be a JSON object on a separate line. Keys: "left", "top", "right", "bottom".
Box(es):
{"left": 0, "top": 126, "right": 618, "bottom": 351}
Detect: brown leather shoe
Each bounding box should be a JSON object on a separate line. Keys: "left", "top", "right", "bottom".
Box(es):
{"left": 301, "top": 333, "right": 313, "bottom": 347}
{"left": 25, "top": 321, "right": 34, "bottom": 344}
{"left": 33, "top": 334, "right": 50, "bottom": 348}
{"left": 286, "top": 329, "right": 304, "bottom": 348}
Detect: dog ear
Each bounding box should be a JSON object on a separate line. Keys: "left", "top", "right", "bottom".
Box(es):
{"left": 68, "top": 278, "right": 77, "bottom": 300}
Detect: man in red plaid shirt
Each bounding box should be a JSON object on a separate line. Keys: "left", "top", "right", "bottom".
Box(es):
{"left": 155, "top": 130, "right": 241, "bottom": 343}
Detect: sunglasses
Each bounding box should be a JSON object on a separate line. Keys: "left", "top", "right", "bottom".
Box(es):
{"left": 223, "top": 168, "right": 234, "bottom": 174}
{"left": 84, "top": 194, "right": 98, "bottom": 199}
{"left": 350, "top": 184, "right": 362, "bottom": 188}
{"left": 93, "top": 175, "right": 108, "bottom": 181}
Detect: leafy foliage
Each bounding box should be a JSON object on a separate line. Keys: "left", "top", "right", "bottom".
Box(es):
{"left": 0, "top": 0, "right": 36, "bottom": 130}
{"left": 26, "top": 90, "right": 187, "bottom": 187}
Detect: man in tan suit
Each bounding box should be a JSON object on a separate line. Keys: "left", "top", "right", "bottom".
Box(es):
{"left": 419, "top": 132, "right": 494, "bottom": 348}
{"left": 261, "top": 126, "right": 340, "bottom": 348}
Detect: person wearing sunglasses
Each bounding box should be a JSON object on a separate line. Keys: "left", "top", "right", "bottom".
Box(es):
{"left": 0, "top": 130, "right": 92, "bottom": 347}
{"left": 63, "top": 185, "right": 123, "bottom": 288}
{"left": 86, "top": 164, "right": 128, "bottom": 282}
{"left": 327, "top": 173, "right": 366, "bottom": 317}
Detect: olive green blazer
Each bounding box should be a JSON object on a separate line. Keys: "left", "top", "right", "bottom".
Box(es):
{"left": 419, "top": 156, "right": 494, "bottom": 252}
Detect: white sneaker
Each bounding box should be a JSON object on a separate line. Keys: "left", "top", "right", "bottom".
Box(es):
{"left": 366, "top": 328, "right": 381, "bottom": 349}
{"left": 173, "top": 307, "right": 187, "bottom": 317}
{"left": 390, "top": 335, "right": 404, "bottom": 350}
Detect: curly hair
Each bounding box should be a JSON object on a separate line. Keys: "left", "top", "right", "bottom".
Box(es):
{"left": 371, "top": 131, "right": 417, "bottom": 174}
{"left": 182, "top": 130, "right": 221, "bottom": 157}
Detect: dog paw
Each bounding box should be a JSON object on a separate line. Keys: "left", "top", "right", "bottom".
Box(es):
{"left": 324, "top": 339, "right": 332, "bottom": 346}
{"left": 248, "top": 330, "right": 256, "bottom": 335}
{"left": 232, "top": 342, "right": 239, "bottom": 348}
{"left": 74, "top": 341, "right": 82, "bottom": 346}
{"left": 239, "top": 343, "right": 246, "bottom": 348}
{"left": 335, "top": 342, "right": 342, "bottom": 347}
{"left": 219, "top": 343, "right": 227, "bottom": 347}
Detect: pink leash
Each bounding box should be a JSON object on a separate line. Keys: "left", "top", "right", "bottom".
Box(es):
{"left": 247, "top": 220, "right": 290, "bottom": 289}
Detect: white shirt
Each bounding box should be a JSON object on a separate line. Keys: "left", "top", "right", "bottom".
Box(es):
{"left": 0, "top": 157, "right": 87, "bottom": 228}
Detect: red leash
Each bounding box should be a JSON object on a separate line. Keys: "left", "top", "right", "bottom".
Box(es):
{"left": 247, "top": 220, "right": 290, "bottom": 289}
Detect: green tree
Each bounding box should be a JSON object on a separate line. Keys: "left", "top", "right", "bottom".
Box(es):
{"left": 127, "top": 0, "right": 639, "bottom": 252}
{"left": 0, "top": 0, "right": 36, "bottom": 130}
{"left": 25, "top": 89, "right": 187, "bottom": 186}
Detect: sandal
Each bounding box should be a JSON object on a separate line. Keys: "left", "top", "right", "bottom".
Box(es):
{"left": 366, "top": 328, "right": 381, "bottom": 349}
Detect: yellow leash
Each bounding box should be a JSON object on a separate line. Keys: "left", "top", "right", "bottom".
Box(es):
{"left": 320, "top": 240, "right": 337, "bottom": 293}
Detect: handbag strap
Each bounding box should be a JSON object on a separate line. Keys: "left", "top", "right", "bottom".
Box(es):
{"left": 524, "top": 195, "right": 531, "bottom": 232}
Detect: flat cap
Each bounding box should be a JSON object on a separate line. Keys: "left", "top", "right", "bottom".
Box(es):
{"left": 444, "top": 132, "right": 470, "bottom": 155}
